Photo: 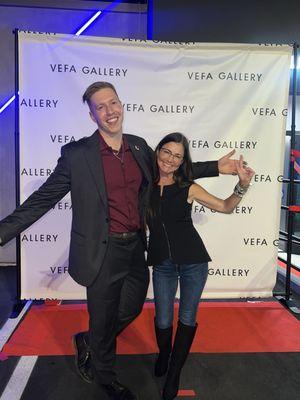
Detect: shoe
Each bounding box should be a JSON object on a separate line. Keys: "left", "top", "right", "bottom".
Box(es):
{"left": 154, "top": 321, "right": 173, "bottom": 377}
{"left": 163, "top": 321, "right": 197, "bottom": 400}
{"left": 101, "top": 380, "right": 137, "bottom": 400}
{"left": 72, "top": 332, "right": 93, "bottom": 383}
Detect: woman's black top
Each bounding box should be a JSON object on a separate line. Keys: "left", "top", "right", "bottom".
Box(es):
{"left": 147, "top": 182, "right": 211, "bottom": 266}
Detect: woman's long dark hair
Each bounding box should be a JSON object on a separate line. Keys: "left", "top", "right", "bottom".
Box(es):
{"left": 147, "top": 132, "right": 194, "bottom": 221}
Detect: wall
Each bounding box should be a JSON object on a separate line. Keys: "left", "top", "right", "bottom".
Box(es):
{"left": 151, "top": 0, "right": 300, "bottom": 44}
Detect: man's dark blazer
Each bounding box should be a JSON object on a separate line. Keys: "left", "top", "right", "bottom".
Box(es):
{"left": 0, "top": 130, "right": 218, "bottom": 287}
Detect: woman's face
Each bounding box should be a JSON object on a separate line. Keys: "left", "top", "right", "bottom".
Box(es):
{"left": 157, "top": 141, "right": 184, "bottom": 176}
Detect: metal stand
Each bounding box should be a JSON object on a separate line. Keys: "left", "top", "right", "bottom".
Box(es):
{"left": 9, "top": 28, "right": 26, "bottom": 319}
{"left": 275, "top": 43, "right": 300, "bottom": 315}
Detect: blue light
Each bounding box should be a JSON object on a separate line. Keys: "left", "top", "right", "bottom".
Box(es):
{"left": 75, "top": 11, "right": 102, "bottom": 36}
{"left": 0, "top": 95, "right": 16, "bottom": 115}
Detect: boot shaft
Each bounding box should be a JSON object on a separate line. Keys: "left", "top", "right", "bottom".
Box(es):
{"left": 154, "top": 319, "right": 173, "bottom": 377}
{"left": 162, "top": 321, "right": 198, "bottom": 400}
{"left": 169, "top": 321, "right": 197, "bottom": 369}
{"left": 154, "top": 320, "right": 173, "bottom": 352}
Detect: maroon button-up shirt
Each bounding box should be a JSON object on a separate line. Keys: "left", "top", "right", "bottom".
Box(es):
{"left": 99, "top": 134, "right": 142, "bottom": 233}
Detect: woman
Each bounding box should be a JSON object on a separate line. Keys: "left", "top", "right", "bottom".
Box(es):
{"left": 146, "top": 132, "right": 254, "bottom": 400}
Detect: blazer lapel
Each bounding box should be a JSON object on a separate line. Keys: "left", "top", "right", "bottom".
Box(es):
{"left": 83, "top": 130, "right": 108, "bottom": 210}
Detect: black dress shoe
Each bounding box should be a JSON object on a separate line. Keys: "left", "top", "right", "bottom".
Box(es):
{"left": 101, "top": 380, "right": 137, "bottom": 400}
{"left": 72, "top": 332, "right": 93, "bottom": 383}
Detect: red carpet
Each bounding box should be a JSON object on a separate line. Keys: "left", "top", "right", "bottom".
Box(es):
{"left": 3, "top": 301, "right": 300, "bottom": 356}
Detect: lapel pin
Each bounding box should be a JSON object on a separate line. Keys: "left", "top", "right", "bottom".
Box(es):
{"left": 134, "top": 145, "right": 140, "bottom": 151}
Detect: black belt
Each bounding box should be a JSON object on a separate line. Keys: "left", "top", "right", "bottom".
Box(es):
{"left": 109, "top": 231, "right": 139, "bottom": 240}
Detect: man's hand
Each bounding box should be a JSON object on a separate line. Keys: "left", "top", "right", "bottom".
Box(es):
{"left": 218, "top": 149, "right": 241, "bottom": 175}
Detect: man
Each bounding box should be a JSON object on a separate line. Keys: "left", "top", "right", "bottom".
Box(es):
{"left": 0, "top": 81, "right": 237, "bottom": 400}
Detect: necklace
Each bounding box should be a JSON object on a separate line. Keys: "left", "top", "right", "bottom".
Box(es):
{"left": 112, "top": 141, "right": 124, "bottom": 163}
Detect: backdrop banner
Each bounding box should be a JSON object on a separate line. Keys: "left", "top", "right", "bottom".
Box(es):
{"left": 18, "top": 32, "right": 292, "bottom": 299}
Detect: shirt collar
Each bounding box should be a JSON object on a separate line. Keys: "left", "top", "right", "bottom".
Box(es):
{"left": 98, "top": 133, "right": 128, "bottom": 152}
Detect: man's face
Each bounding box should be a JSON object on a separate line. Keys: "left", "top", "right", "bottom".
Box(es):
{"left": 88, "top": 88, "right": 124, "bottom": 136}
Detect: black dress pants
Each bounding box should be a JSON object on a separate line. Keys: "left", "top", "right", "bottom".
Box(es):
{"left": 86, "top": 233, "right": 149, "bottom": 384}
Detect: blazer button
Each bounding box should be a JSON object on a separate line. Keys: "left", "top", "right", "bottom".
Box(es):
{"left": 105, "top": 218, "right": 109, "bottom": 223}
{"left": 102, "top": 240, "right": 107, "bottom": 244}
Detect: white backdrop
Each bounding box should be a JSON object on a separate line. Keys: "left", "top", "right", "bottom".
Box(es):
{"left": 18, "top": 32, "right": 292, "bottom": 299}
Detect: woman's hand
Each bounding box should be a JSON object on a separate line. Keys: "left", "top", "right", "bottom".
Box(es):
{"left": 235, "top": 155, "right": 255, "bottom": 188}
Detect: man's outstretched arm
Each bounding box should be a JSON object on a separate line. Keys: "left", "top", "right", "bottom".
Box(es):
{"left": 192, "top": 150, "right": 239, "bottom": 179}
{"left": 0, "top": 148, "right": 71, "bottom": 246}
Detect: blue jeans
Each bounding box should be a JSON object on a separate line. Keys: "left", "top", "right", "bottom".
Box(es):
{"left": 153, "top": 259, "right": 208, "bottom": 328}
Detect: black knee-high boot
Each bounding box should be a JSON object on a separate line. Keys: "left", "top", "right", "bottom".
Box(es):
{"left": 162, "top": 321, "right": 197, "bottom": 400}
{"left": 154, "top": 319, "right": 173, "bottom": 377}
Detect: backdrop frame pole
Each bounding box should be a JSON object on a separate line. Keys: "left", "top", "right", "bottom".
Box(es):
{"left": 276, "top": 42, "right": 300, "bottom": 315}
{"left": 10, "top": 28, "right": 27, "bottom": 318}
